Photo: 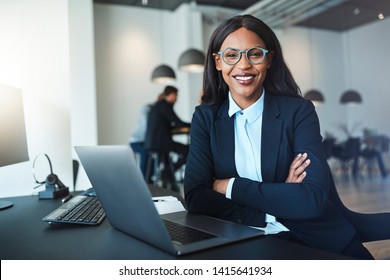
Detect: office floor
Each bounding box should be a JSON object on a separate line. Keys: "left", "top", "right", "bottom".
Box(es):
{"left": 334, "top": 173, "right": 390, "bottom": 260}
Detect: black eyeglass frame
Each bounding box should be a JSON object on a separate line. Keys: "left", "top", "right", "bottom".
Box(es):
{"left": 215, "top": 46, "right": 269, "bottom": 66}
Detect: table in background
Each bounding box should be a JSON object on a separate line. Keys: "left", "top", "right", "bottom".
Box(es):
{"left": 172, "top": 126, "right": 190, "bottom": 144}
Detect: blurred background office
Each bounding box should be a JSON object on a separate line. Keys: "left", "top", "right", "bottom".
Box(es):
{"left": 1, "top": 0, "right": 389, "bottom": 260}
{"left": 0, "top": 0, "right": 389, "bottom": 197}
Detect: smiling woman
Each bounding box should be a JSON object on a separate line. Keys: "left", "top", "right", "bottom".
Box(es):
{"left": 201, "top": 15, "right": 300, "bottom": 106}
{"left": 213, "top": 28, "right": 273, "bottom": 109}
{"left": 183, "top": 14, "right": 390, "bottom": 260}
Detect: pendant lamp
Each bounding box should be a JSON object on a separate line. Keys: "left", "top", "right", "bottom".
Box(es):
{"left": 303, "top": 89, "right": 325, "bottom": 106}
{"left": 151, "top": 64, "right": 176, "bottom": 84}
{"left": 178, "top": 1, "right": 205, "bottom": 73}
{"left": 340, "top": 90, "right": 362, "bottom": 104}
{"left": 340, "top": 13, "right": 362, "bottom": 105}
{"left": 303, "top": 29, "right": 324, "bottom": 107}
{"left": 151, "top": 1, "right": 176, "bottom": 83}
{"left": 178, "top": 48, "right": 205, "bottom": 72}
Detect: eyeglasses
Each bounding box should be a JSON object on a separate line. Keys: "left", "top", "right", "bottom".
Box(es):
{"left": 216, "top": 46, "right": 269, "bottom": 66}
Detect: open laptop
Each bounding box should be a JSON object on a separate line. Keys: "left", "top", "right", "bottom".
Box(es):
{"left": 75, "top": 145, "right": 263, "bottom": 256}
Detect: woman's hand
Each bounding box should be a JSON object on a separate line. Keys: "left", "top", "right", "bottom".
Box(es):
{"left": 213, "top": 153, "right": 310, "bottom": 195}
{"left": 212, "top": 178, "right": 230, "bottom": 195}
{"left": 286, "top": 153, "right": 311, "bottom": 183}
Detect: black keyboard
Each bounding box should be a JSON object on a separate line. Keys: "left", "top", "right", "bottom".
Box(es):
{"left": 162, "top": 218, "right": 217, "bottom": 245}
{"left": 42, "top": 195, "right": 106, "bottom": 225}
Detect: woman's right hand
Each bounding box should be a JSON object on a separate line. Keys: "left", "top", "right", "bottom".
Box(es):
{"left": 286, "top": 153, "right": 310, "bottom": 183}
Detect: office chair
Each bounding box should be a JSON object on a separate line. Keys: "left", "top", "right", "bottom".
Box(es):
{"left": 145, "top": 150, "right": 178, "bottom": 192}
{"left": 358, "top": 135, "right": 389, "bottom": 178}
{"left": 332, "top": 137, "right": 361, "bottom": 176}
{"left": 357, "top": 148, "right": 388, "bottom": 178}
{"left": 322, "top": 138, "right": 336, "bottom": 160}
{"left": 327, "top": 163, "right": 390, "bottom": 243}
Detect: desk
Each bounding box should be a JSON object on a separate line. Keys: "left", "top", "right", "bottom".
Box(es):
{"left": 0, "top": 187, "right": 348, "bottom": 260}
{"left": 171, "top": 126, "right": 190, "bottom": 135}
{"left": 172, "top": 126, "right": 190, "bottom": 144}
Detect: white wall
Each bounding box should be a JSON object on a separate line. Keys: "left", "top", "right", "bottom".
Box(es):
{"left": 277, "top": 27, "right": 347, "bottom": 139}
{"left": 343, "top": 18, "right": 390, "bottom": 138}
{"left": 0, "top": 0, "right": 97, "bottom": 197}
{"left": 174, "top": 4, "right": 204, "bottom": 118}
{"left": 284, "top": 19, "right": 390, "bottom": 140}
{"left": 94, "top": 3, "right": 202, "bottom": 145}
{"left": 69, "top": 0, "right": 98, "bottom": 189}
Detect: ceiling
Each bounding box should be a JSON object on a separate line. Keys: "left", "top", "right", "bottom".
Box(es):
{"left": 93, "top": 0, "right": 259, "bottom": 11}
{"left": 94, "top": 0, "right": 390, "bottom": 32}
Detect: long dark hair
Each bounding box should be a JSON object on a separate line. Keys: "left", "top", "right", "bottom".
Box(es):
{"left": 202, "top": 14, "right": 301, "bottom": 104}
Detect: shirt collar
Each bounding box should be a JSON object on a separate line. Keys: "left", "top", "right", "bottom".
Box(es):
{"left": 228, "top": 89, "right": 265, "bottom": 124}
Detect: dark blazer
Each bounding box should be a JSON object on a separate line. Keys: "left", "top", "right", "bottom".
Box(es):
{"left": 144, "top": 99, "right": 190, "bottom": 153}
{"left": 184, "top": 93, "right": 390, "bottom": 254}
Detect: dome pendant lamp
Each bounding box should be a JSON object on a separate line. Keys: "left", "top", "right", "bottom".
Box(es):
{"left": 303, "top": 89, "right": 325, "bottom": 107}
{"left": 303, "top": 29, "right": 325, "bottom": 107}
{"left": 340, "top": 90, "right": 362, "bottom": 105}
{"left": 151, "top": 64, "right": 176, "bottom": 84}
{"left": 178, "top": 48, "right": 205, "bottom": 72}
{"left": 151, "top": 1, "right": 176, "bottom": 83}
{"left": 178, "top": 1, "right": 205, "bottom": 73}
{"left": 340, "top": 18, "right": 362, "bottom": 105}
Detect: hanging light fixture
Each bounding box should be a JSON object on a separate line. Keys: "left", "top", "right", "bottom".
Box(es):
{"left": 339, "top": 11, "right": 362, "bottom": 106}
{"left": 340, "top": 90, "right": 362, "bottom": 104}
{"left": 178, "top": 48, "right": 205, "bottom": 72}
{"left": 304, "top": 26, "right": 324, "bottom": 107}
{"left": 178, "top": 1, "right": 205, "bottom": 73}
{"left": 151, "top": 64, "right": 176, "bottom": 83}
{"left": 150, "top": 1, "right": 176, "bottom": 83}
{"left": 304, "top": 89, "right": 325, "bottom": 106}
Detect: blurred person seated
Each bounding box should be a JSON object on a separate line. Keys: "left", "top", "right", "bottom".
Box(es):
{"left": 144, "top": 85, "right": 190, "bottom": 171}
{"left": 129, "top": 93, "right": 164, "bottom": 176}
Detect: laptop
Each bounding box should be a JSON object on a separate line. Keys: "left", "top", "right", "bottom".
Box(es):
{"left": 75, "top": 145, "right": 263, "bottom": 256}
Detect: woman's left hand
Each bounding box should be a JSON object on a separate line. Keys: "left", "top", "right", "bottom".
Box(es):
{"left": 213, "top": 152, "right": 310, "bottom": 195}
{"left": 286, "top": 153, "right": 310, "bottom": 183}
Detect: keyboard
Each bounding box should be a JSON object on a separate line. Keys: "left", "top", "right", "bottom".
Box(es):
{"left": 42, "top": 195, "right": 106, "bottom": 225}
{"left": 162, "top": 218, "right": 217, "bottom": 245}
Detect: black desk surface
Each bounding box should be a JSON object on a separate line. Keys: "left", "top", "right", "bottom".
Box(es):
{"left": 0, "top": 187, "right": 348, "bottom": 260}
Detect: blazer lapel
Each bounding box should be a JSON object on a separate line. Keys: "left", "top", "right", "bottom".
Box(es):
{"left": 261, "top": 93, "right": 283, "bottom": 182}
{"left": 215, "top": 100, "right": 238, "bottom": 176}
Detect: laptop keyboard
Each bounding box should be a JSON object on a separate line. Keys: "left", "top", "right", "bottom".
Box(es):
{"left": 162, "top": 218, "right": 217, "bottom": 245}
{"left": 42, "top": 195, "right": 106, "bottom": 225}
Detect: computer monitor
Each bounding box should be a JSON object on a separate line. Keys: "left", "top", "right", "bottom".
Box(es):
{"left": 0, "top": 83, "right": 29, "bottom": 210}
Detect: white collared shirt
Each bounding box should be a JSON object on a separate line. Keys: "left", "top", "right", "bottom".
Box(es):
{"left": 226, "top": 90, "right": 289, "bottom": 234}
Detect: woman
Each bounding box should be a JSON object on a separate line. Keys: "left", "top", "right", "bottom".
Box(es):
{"left": 184, "top": 14, "right": 377, "bottom": 259}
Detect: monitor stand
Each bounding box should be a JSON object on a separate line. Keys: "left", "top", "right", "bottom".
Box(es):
{"left": 0, "top": 200, "right": 13, "bottom": 210}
